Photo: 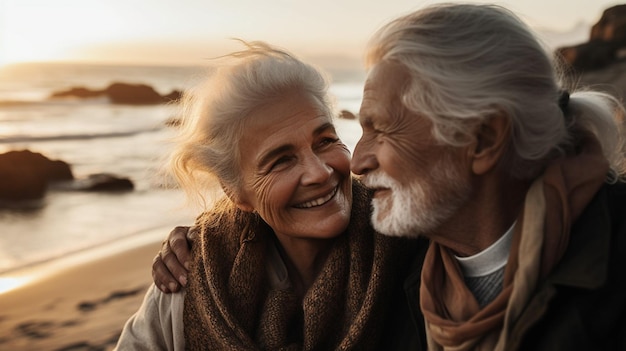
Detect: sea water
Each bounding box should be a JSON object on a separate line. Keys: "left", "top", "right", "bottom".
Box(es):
{"left": 0, "top": 62, "right": 365, "bottom": 274}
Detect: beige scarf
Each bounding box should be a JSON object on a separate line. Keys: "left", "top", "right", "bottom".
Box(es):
{"left": 183, "top": 182, "right": 410, "bottom": 350}
{"left": 421, "top": 135, "right": 609, "bottom": 351}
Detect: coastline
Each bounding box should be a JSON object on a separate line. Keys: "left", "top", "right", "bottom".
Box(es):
{"left": 0, "top": 226, "right": 172, "bottom": 350}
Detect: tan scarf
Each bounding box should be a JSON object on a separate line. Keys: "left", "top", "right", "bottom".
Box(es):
{"left": 184, "top": 182, "right": 410, "bottom": 350}
{"left": 421, "top": 135, "right": 609, "bottom": 351}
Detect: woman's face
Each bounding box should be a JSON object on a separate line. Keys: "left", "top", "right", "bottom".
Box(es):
{"left": 234, "top": 92, "right": 352, "bottom": 241}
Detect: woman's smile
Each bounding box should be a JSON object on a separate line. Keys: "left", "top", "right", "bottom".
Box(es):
{"left": 294, "top": 185, "right": 338, "bottom": 209}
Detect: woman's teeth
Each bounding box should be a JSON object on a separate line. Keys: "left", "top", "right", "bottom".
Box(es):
{"left": 295, "top": 186, "right": 338, "bottom": 208}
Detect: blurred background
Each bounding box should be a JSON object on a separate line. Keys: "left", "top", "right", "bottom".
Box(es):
{"left": 0, "top": 0, "right": 622, "bottom": 290}
{"left": 2, "top": 1, "right": 626, "bottom": 349}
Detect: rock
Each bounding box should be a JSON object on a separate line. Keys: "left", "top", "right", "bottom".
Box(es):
{"left": 71, "top": 173, "right": 134, "bottom": 192}
{"left": 0, "top": 170, "right": 47, "bottom": 201}
{"left": 574, "top": 60, "right": 626, "bottom": 102}
{"left": 557, "top": 5, "right": 626, "bottom": 72}
{"left": 104, "top": 82, "right": 165, "bottom": 104}
{"left": 50, "top": 82, "right": 182, "bottom": 105}
{"left": 554, "top": 4, "right": 626, "bottom": 101}
{"left": 50, "top": 86, "right": 103, "bottom": 99}
{"left": 558, "top": 41, "right": 617, "bottom": 72}
{"left": 0, "top": 150, "right": 73, "bottom": 201}
{"left": 0, "top": 150, "right": 134, "bottom": 205}
{"left": 338, "top": 110, "right": 357, "bottom": 120}
{"left": 590, "top": 5, "right": 626, "bottom": 43}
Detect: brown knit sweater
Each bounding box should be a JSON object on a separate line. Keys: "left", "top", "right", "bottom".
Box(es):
{"left": 183, "top": 182, "right": 411, "bottom": 350}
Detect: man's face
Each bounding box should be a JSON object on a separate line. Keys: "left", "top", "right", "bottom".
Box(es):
{"left": 351, "top": 61, "right": 471, "bottom": 237}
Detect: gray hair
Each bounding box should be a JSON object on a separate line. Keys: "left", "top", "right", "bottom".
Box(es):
{"left": 169, "top": 41, "right": 335, "bottom": 208}
{"left": 366, "top": 3, "right": 626, "bottom": 181}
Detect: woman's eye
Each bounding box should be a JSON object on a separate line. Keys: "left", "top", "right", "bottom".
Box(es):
{"left": 270, "top": 156, "right": 292, "bottom": 170}
{"left": 319, "top": 137, "right": 339, "bottom": 147}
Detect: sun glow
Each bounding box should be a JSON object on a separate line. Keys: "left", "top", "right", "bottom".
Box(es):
{"left": 0, "top": 276, "right": 34, "bottom": 294}
{"left": 0, "top": 1, "right": 135, "bottom": 66}
{"left": 1, "top": 4, "right": 78, "bottom": 65}
{"left": 0, "top": 36, "right": 75, "bottom": 66}
{"left": 0, "top": 0, "right": 616, "bottom": 68}
{"left": 0, "top": 0, "right": 265, "bottom": 66}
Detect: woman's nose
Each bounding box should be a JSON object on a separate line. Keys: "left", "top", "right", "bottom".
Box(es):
{"left": 301, "top": 154, "right": 332, "bottom": 185}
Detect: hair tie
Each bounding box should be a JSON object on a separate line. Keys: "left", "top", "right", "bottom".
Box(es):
{"left": 558, "top": 90, "right": 570, "bottom": 112}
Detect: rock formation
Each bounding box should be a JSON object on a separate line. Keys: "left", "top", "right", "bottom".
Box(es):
{"left": 63, "top": 173, "right": 134, "bottom": 192}
{"left": 0, "top": 150, "right": 136, "bottom": 204}
{"left": 557, "top": 4, "right": 626, "bottom": 100}
{"left": 338, "top": 110, "right": 356, "bottom": 120}
{"left": 0, "top": 150, "right": 73, "bottom": 201}
{"left": 557, "top": 5, "right": 626, "bottom": 72}
{"left": 50, "top": 82, "right": 181, "bottom": 105}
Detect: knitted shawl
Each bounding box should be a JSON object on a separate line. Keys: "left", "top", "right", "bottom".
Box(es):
{"left": 184, "top": 182, "right": 410, "bottom": 350}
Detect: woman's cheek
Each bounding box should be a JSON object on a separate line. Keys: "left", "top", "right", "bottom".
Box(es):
{"left": 254, "top": 174, "right": 291, "bottom": 221}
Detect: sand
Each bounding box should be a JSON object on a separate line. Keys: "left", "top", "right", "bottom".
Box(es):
{"left": 0, "top": 233, "right": 167, "bottom": 351}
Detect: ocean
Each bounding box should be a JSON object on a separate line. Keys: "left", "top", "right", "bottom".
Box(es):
{"left": 0, "top": 62, "right": 366, "bottom": 275}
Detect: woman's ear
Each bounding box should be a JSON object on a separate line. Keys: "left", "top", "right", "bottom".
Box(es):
{"left": 469, "top": 113, "right": 510, "bottom": 175}
{"left": 221, "top": 183, "right": 255, "bottom": 212}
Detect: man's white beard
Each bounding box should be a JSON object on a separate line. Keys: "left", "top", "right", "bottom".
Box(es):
{"left": 363, "top": 157, "right": 470, "bottom": 238}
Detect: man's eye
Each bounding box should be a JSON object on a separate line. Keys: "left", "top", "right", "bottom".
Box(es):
{"left": 372, "top": 125, "right": 385, "bottom": 134}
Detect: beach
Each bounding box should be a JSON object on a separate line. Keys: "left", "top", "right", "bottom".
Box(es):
{"left": 0, "top": 62, "right": 364, "bottom": 275}
{"left": 0, "top": 228, "right": 167, "bottom": 351}
{"left": 0, "top": 62, "right": 365, "bottom": 350}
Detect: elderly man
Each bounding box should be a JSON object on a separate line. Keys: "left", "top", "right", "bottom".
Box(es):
{"left": 350, "top": 3, "right": 626, "bottom": 350}
{"left": 153, "top": 4, "right": 626, "bottom": 350}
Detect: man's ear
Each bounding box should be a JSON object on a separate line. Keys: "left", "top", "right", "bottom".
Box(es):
{"left": 221, "top": 183, "right": 255, "bottom": 212}
{"left": 469, "top": 113, "right": 510, "bottom": 175}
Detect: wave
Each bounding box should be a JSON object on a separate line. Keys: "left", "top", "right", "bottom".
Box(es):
{"left": 0, "top": 97, "right": 111, "bottom": 107}
{"left": 0, "top": 127, "right": 163, "bottom": 143}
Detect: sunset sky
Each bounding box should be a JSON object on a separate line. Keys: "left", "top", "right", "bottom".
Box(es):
{"left": 0, "top": 0, "right": 621, "bottom": 67}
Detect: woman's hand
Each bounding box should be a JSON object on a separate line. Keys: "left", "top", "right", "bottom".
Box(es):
{"left": 152, "top": 226, "right": 197, "bottom": 293}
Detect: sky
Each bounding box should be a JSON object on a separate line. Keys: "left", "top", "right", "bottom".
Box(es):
{"left": 0, "top": 0, "right": 621, "bottom": 67}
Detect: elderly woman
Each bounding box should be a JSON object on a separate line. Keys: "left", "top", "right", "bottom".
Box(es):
{"left": 114, "top": 42, "right": 410, "bottom": 350}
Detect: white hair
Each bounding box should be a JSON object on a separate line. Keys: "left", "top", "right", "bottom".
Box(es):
{"left": 366, "top": 3, "right": 626, "bottom": 181}
{"left": 364, "top": 152, "right": 470, "bottom": 237}
{"left": 168, "top": 40, "right": 335, "bottom": 208}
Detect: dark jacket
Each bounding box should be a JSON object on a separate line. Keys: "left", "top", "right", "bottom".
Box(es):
{"left": 380, "top": 181, "right": 626, "bottom": 350}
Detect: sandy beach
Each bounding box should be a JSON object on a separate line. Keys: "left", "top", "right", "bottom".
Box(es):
{"left": 0, "top": 230, "right": 168, "bottom": 351}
